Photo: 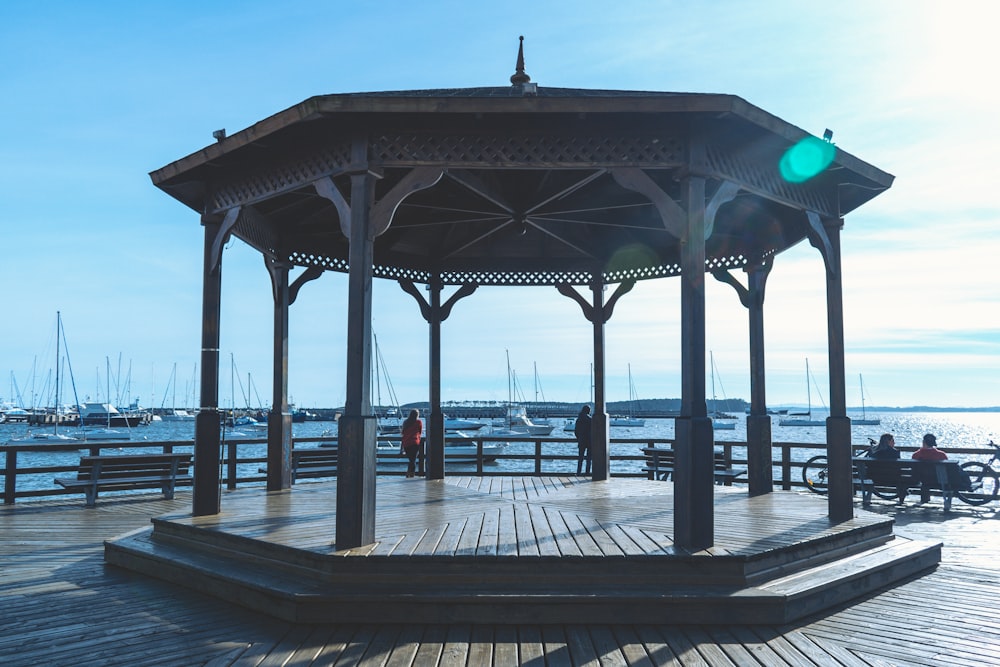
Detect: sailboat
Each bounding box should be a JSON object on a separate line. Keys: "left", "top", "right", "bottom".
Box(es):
{"left": 709, "top": 352, "right": 737, "bottom": 430}
{"left": 852, "top": 374, "right": 881, "bottom": 426}
{"left": 6, "top": 312, "right": 82, "bottom": 445}
{"left": 372, "top": 333, "right": 404, "bottom": 434}
{"left": 495, "top": 351, "right": 555, "bottom": 436}
{"left": 75, "top": 357, "right": 132, "bottom": 442}
{"left": 160, "top": 362, "right": 196, "bottom": 421}
{"left": 779, "top": 358, "right": 826, "bottom": 426}
{"left": 610, "top": 364, "right": 645, "bottom": 427}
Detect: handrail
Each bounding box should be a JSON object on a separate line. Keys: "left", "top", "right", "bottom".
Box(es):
{"left": 4, "top": 436, "right": 999, "bottom": 504}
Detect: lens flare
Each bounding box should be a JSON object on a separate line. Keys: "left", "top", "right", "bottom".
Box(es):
{"left": 607, "top": 244, "right": 659, "bottom": 274}
{"left": 779, "top": 136, "right": 836, "bottom": 183}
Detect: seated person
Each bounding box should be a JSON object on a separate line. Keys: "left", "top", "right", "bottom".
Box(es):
{"left": 912, "top": 433, "right": 947, "bottom": 503}
{"left": 867, "top": 433, "right": 906, "bottom": 504}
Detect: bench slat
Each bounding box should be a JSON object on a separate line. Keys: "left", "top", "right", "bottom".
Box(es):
{"left": 54, "top": 453, "right": 192, "bottom": 507}
{"left": 641, "top": 447, "right": 747, "bottom": 486}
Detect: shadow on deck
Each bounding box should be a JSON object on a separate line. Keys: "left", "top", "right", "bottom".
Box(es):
{"left": 105, "top": 477, "right": 940, "bottom": 625}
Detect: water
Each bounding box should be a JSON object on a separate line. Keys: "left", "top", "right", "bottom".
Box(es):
{"left": 4, "top": 412, "right": 998, "bottom": 494}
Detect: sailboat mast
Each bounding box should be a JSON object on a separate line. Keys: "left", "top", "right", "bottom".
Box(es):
{"left": 805, "top": 358, "right": 812, "bottom": 417}
{"left": 860, "top": 374, "right": 866, "bottom": 418}
{"left": 506, "top": 349, "right": 512, "bottom": 410}
{"left": 54, "top": 311, "right": 61, "bottom": 434}
{"left": 710, "top": 352, "right": 717, "bottom": 408}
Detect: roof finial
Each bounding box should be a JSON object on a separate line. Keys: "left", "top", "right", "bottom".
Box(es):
{"left": 510, "top": 35, "right": 531, "bottom": 85}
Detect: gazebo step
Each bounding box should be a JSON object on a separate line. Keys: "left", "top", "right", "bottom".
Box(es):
{"left": 106, "top": 526, "right": 939, "bottom": 625}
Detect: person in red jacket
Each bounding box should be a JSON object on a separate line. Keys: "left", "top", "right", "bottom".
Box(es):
{"left": 912, "top": 433, "right": 947, "bottom": 503}
{"left": 400, "top": 409, "right": 423, "bottom": 478}
{"left": 912, "top": 433, "right": 947, "bottom": 461}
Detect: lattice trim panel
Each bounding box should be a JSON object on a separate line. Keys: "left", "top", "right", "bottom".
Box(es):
{"left": 706, "top": 144, "right": 835, "bottom": 217}
{"left": 210, "top": 143, "right": 353, "bottom": 214}
{"left": 375, "top": 133, "right": 685, "bottom": 168}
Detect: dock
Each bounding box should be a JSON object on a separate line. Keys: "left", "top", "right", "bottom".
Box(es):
{"left": 2, "top": 478, "right": 998, "bottom": 665}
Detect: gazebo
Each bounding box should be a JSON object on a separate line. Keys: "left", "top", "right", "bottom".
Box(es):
{"left": 150, "top": 40, "right": 894, "bottom": 553}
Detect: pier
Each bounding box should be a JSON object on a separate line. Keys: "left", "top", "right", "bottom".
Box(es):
{"left": 1, "top": 481, "right": 997, "bottom": 664}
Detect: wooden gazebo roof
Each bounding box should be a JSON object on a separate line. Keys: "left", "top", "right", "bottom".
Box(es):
{"left": 151, "top": 84, "right": 893, "bottom": 287}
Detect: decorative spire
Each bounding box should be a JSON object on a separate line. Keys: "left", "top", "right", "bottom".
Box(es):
{"left": 510, "top": 35, "right": 531, "bottom": 85}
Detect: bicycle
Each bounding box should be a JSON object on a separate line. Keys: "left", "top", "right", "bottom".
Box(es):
{"left": 801, "top": 440, "right": 889, "bottom": 496}
{"left": 802, "top": 439, "right": 1000, "bottom": 506}
{"left": 955, "top": 440, "right": 1000, "bottom": 505}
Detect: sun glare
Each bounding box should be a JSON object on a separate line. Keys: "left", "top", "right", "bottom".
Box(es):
{"left": 779, "top": 136, "right": 836, "bottom": 184}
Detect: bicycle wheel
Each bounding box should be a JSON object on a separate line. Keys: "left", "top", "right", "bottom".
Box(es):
{"left": 870, "top": 482, "right": 902, "bottom": 501}
{"left": 956, "top": 462, "right": 1000, "bottom": 506}
{"left": 801, "top": 455, "right": 829, "bottom": 494}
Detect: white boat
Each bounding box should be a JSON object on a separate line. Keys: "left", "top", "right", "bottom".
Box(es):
{"left": 78, "top": 402, "right": 147, "bottom": 427}
{"left": 6, "top": 430, "right": 81, "bottom": 445}
{"left": 852, "top": 374, "right": 881, "bottom": 426}
{"left": 444, "top": 416, "right": 486, "bottom": 432}
{"left": 161, "top": 409, "right": 196, "bottom": 421}
{"left": 502, "top": 405, "right": 555, "bottom": 435}
{"left": 76, "top": 426, "right": 132, "bottom": 441}
{"left": 709, "top": 352, "right": 738, "bottom": 430}
{"left": 1, "top": 406, "right": 30, "bottom": 423}
{"left": 610, "top": 364, "right": 646, "bottom": 428}
{"left": 160, "top": 363, "right": 197, "bottom": 421}
{"left": 439, "top": 433, "right": 508, "bottom": 462}
{"left": 323, "top": 434, "right": 508, "bottom": 466}
{"left": 779, "top": 358, "right": 827, "bottom": 426}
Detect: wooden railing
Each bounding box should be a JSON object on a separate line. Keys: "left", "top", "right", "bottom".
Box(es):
{"left": 3, "top": 436, "right": 997, "bottom": 504}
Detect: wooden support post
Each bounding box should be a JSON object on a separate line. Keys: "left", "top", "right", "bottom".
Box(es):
{"left": 817, "top": 215, "right": 853, "bottom": 523}
{"left": 746, "top": 264, "right": 774, "bottom": 496}
{"left": 266, "top": 259, "right": 292, "bottom": 491}
{"left": 674, "top": 174, "right": 714, "bottom": 550}
{"left": 590, "top": 276, "right": 610, "bottom": 481}
{"left": 337, "top": 142, "right": 378, "bottom": 550}
{"left": 193, "top": 210, "right": 233, "bottom": 516}
{"left": 427, "top": 278, "right": 444, "bottom": 480}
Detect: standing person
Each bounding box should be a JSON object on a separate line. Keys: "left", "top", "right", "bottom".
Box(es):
{"left": 574, "top": 405, "right": 592, "bottom": 476}
{"left": 912, "top": 433, "right": 948, "bottom": 503}
{"left": 400, "top": 409, "right": 423, "bottom": 478}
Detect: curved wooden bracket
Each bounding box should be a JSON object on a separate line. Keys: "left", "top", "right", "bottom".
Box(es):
{"left": 205, "top": 206, "right": 241, "bottom": 274}
{"left": 556, "top": 283, "right": 595, "bottom": 323}
{"left": 288, "top": 266, "right": 323, "bottom": 305}
{"left": 713, "top": 257, "right": 772, "bottom": 309}
{"left": 398, "top": 280, "right": 431, "bottom": 321}
{"left": 556, "top": 279, "right": 635, "bottom": 324}
{"left": 372, "top": 167, "right": 445, "bottom": 237}
{"left": 806, "top": 211, "right": 837, "bottom": 278}
{"left": 603, "top": 279, "right": 636, "bottom": 321}
{"left": 712, "top": 269, "right": 751, "bottom": 308}
{"left": 440, "top": 282, "right": 478, "bottom": 321}
{"left": 313, "top": 177, "right": 352, "bottom": 238}
{"left": 399, "top": 280, "right": 478, "bottom": 323}
{"left": 610, "top": 167, "right": 685, "bottom": 240}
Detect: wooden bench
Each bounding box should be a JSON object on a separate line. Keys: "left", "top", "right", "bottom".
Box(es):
{"left": 641, "top": 447, "right": 747, "bottom": 486}
{"left": 854, "top": 458, "right": 969, "bottom": 510}
{"left": 54, "top": 453, "right": 192, "bottom": 507}
{"left": 262, "top": 448, "right": 339, "bottom": 482}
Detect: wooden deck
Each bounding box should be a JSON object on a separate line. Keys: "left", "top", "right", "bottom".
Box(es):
{"left": 2, "top": 478, "right": 999, "bottom": 665}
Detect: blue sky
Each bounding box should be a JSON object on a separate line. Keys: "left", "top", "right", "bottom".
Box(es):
{"left": 2, "top": 1, "right": 998, "bottom": 410}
